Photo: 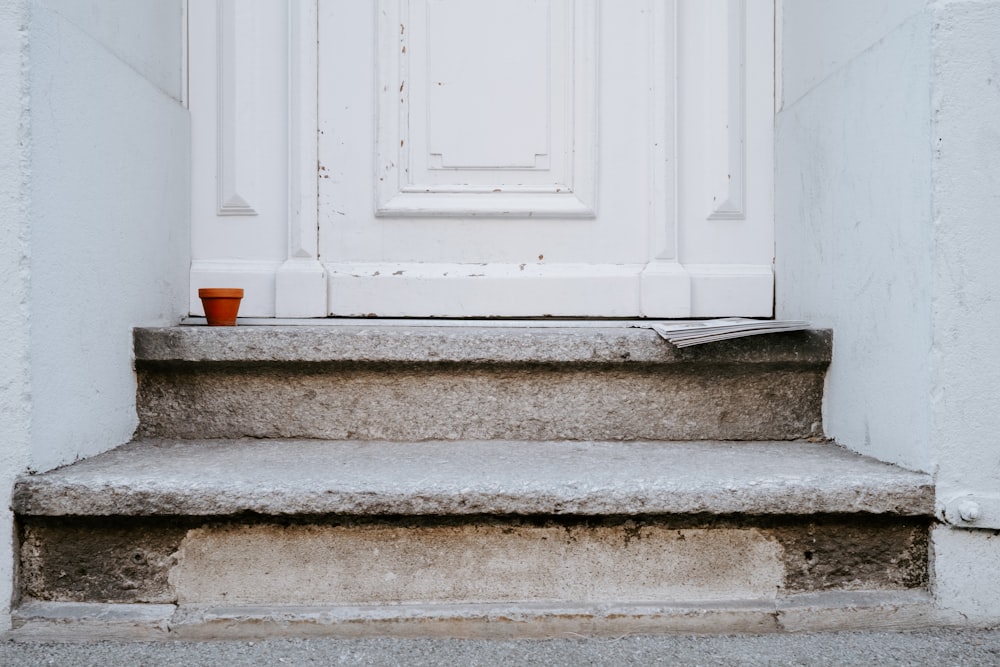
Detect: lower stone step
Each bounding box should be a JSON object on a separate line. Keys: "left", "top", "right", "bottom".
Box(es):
{"left": 12, "top": 439, "right": 934, "bottom": 637}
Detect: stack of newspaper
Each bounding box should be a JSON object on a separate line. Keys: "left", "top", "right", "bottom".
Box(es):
{"left": 646, "top": 318, "right": 811, "bottom": 348}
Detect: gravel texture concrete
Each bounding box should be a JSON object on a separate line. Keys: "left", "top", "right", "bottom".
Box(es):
{"left": 3, "top": 628, "right": 1000, "bottom": 666}
{"left": 136, "top": 365, "right": 826, "bottom": 441}
{"left": 9, "top": 592, "right": 941, "bottom": 640}
{"left": 134, "top": 325, "right": 832, "bottom": 366}
{"left": 133, "top": 326, "right": 830, "bottom": 442}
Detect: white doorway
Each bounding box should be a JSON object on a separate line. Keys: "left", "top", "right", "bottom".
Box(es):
{"left": 189, "top": 0, "right": 775, "bottom": 318}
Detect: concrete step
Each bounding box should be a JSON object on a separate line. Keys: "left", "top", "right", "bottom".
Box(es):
{"left": 12, "top": 439, "right": 934, "bottom": 637}
{"left": 9, "top": 592, "right": 944, "bottom": 641}
{"left": 133, "top": 324, "right": 831, "bottom": 441}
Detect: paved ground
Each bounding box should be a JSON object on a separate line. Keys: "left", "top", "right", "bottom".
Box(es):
{"left": 4, "top": 628, "right": 1000, "bottom": 666}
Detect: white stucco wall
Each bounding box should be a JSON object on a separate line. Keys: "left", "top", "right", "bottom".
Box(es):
{"left": 928, "top": 0, "right": 1000, "bottom": 623}
{"left": 0, "top": 0, "right": 32, "bottom": 634}
{"left": 0, "top": 0, "right": 189, "bottom": 629}
{"left": 26, "top": 0, "right": 190, "bottom": 472}
{"left": 778, "top": 0, "right": 1000, "bottom": 622}
{"left": 775, "top": 1, "right": 935, "bottom": 472}
{"left": 35, "top": 0, "right": 183, "bottom": 101}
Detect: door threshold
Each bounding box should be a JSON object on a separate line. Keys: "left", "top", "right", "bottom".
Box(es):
{"left": 179, "top": 317, "right": 712, "bottom": 328}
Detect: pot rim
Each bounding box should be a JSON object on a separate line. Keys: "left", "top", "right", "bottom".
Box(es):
{"left": 198, "top": 288, "right": 244, "bottom": 298}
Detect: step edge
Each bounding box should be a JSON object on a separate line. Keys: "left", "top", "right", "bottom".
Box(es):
{"left": 12, "top": 440, "right": 935, "bottom": 518}
{"left": 134, "top": 326, "right": 833, "bottom": 366}
{"left": 12, "top": 484, "right": 936, "bottom": 518}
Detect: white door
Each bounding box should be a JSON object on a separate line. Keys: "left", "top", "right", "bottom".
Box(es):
{"left": 189, "top": 1, "right": 775, "bottom": 319}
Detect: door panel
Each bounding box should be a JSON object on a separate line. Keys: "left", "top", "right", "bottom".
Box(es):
{"left": 188, "top": 0, "right": 775, "bottom": 318}
{"left": 376, "top": 0, "right": 596, "bottom": 218}
{"left": 320, "top": 0, "right": 676, "bottom": 316}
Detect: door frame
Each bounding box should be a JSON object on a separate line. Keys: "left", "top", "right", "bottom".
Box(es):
{"left": 188, "top": 0, "right": 774, "bottom": 318}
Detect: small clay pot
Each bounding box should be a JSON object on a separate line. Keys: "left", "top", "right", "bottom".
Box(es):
{"left": 198, "top": 288, "right": 244, "bottom": 326}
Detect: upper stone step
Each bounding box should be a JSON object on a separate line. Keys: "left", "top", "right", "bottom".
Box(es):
{"left": 135, "top": 323, "right": 832, "bottom": 366}
{"left": 13, "top": 439, "right": 932, "bottom": 518}
{"left": 133, "top": 325, "right": 831, "bottom": 441}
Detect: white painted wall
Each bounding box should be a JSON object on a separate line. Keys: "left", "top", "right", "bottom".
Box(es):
{"left": 775, "top": 1, "right": 934, "bottom": 472}
{"left": 27, "top": 0, "right": 190, "bottom": 471}
{"left": 0, "top": 0, "right": 189, "bottom": 629}
{"left": 0, "top": 0, "right": 32, "bottom": 635}
{"left": 36, "top": 0, "right": 183, "bottom": 101}
{"left": 778, "top": 0, "right": 1000, "bottom": 622}
{"left": 928, "top": 0, "right": 1000, "bottom": 623}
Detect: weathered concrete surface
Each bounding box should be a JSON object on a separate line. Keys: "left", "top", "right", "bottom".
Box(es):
{"left": 134, "top": 325, "right": 832, "bottom": 366}
{"left": 136, "top": 365, "right": 824, "bottom": 441}
{"left": 170, "top": 524, "right": 783, "bottom": 605}
{"left": 9, "top": 601, "right": 173, "bottom": 642}
{"left": 778, "top": 518, "right": 928, "bottom": 592}
{"left": 18, "top": 518, "right": 188, "bottom": 604}
{"left": 167, "top": 591, "right": 944, "bottom": 640}
{"left": 8, "top": 591, "right": 948, "bottom": 642}
{"left": 12, "top": 440, "right": 934, "bottom": 517}
{"left": 134, "top": 326, "right": 831, "bottom": 442}
{"left": 18, "top": 516, "right": 929, "bottom": 605}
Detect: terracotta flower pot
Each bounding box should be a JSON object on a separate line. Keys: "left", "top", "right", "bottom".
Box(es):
{"left": 198, "top": 288, "right": 244, "bottom": 326}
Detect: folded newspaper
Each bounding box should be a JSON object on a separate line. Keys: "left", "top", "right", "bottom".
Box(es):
{"left": 645, "top": 318, "right": 811, "bottom": 348}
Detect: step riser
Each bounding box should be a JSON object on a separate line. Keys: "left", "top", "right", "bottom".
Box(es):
{"left": 136, "top": 365, "right": 824, "bottom": 441}
{"left": 20, "top": 516, "right": 928, "bottom": 606}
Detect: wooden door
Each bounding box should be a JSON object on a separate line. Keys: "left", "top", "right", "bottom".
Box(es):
{"left": 189, "top": 0, "right": 775, "bottom": 318}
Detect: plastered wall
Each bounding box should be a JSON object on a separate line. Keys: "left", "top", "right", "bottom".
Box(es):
{"left": 928, "top": 0, "right": 1000, "bottom": 623}
{"left": 777, "top": 0, "right": 1000, "bottom": 622}
{"left": 0, "top": 0, "right": 33, "bottom": 634}
{"left": 775, "top": 0, "right": 935, "bottom": 473}
{"left": 0, "top": 0, "right": 189, "bottom": 629}
{"left": 27, "top": 0, "right": 190, "bottom": 471}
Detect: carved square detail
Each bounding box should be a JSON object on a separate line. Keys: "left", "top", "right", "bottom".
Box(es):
{"left": 375, "top": 0, "right": 597, "bottom": 217}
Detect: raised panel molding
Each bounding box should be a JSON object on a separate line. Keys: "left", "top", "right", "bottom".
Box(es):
{"left": 375, "top": 0, "right": 597, "bottom": 217}
{"left": 705, "top": 0, "right": 747, "bottom": 221}
{"left": 638, "top": 0, "right": 690, "bottom": 317}
{"left": 191, "top": 260, "right": 281, "bottom": 318}
{"left": 674, "top": 0, "right": 773, "bottom": 317}
{"left": 191, "top": 0, "right": 327, "bottom": 318}
{"left": 687, "top": 264, "right": 773, "bottom": 316}
{"left": 216, "top": 0, "right": 258, "bottom": 216}
{"left": 287, "top": 0, "right": 319, "bottom": 262}
{"left": 277, "top": 0, "right": 327, "bottom": 318}
{"left": 327, "top": 263, "right": 645, "bottom": 317}
{"left": 647, "top": 0, "right": 676, "bottom": 261}
{"left": 708, "top": 0, "right": 747, "bottom": 220}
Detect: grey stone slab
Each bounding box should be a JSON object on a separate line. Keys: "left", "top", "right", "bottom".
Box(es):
{"left": 134, "top": 325, "right": 831, "bottom": 442}
{"left": 10, "top": 601, "right": 173, "bottom": 641}
{"left": 169, "top": 592, "right": 940, "bottom": 640}
{"left": 135, "top": 363, "right": 825, "bottom": 441}
{"left": 17, "top": 514, "right": 928, "bottom": 603}
{"left": 7, "top": 591, "right": 946, "bottom": 642}
{"left": 13, "top": 440, "right": 933, "bottom": 517}
{"left": 167, "top": 524, "right": 784, "bottom": 606}
{"left": 134, "top": 325, "right": 832, "bottom": 366}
